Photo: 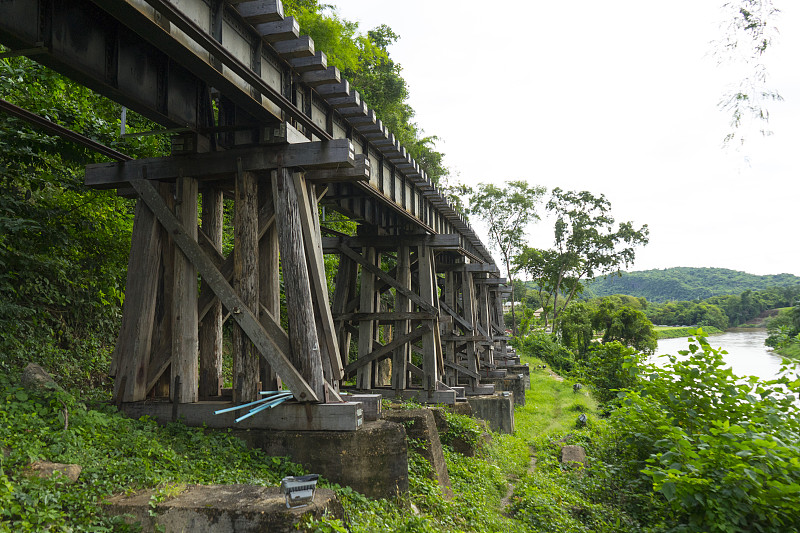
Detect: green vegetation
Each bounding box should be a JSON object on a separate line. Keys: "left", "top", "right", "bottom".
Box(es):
{"left": 585, "top": 267, "right": 800, "bottom": 303}
{"left": 654, "top": 325, "right": 724, "bottom": 339}
{"left": 467, "top": 181, "right": 547, "bottom": 333}
{"left": 765, "top": 303, "right": 800, "bottom": 358}
{"left": 513, "top": 188, "right": 649, "bottom": 328}
{"left": 0, "top": 374, "right": 301, "bottom": 532}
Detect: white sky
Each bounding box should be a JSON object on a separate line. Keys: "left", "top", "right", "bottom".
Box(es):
{"left": 330, "top": 0, "right": 800, "bottom": 277}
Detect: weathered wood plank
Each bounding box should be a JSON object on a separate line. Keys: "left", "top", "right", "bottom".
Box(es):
{"left": 130, "top": 179, "right": 318, "bottom": 402}
{"left": 272, "top": 168, "right": 326, "bottom": 400}
{"left": 272, "top": 35, "right": 314, "bottom": 58}
{"left": 418, "top": 244, "right": 439, "bottom": 391}
{"left": 199, "top": 186, "right": 224, "bottom": 399}
{"left": 317, "top": 80, "right": 350, "bottom": 98}
{"left": 301, "top": 66, "right": 340, "bottom": 88}
{"left": 439, "top": 299, "right": 473, "bottom": 332}
{"left": 322, "top": 233, "right": 460, "bottom": 252}
{"left": 171, "top": 177, "right": 199, "bottom": 403}
{"left": 331, "top": 254, "right": 357, "bottom": 368}
{"left": 443, "top": 359, "right": 480, "bottom": 380}
{"left": 198, "top": 197, "right": 275, "bottom": 322}
{"left": 392, "top": 243, "right": 412, "bottom": 391}
{"left": 232, "top": 165, "right": 260, "bottom": 403}
{"left": 357, "top": 246, "right": 377, "bottom": 390}
{"left": 146, "top": 183, "right": 175, "bottom": 398}
{"left": 112, "top": 199, "right": 162, "bottom": 403}
{"left": 335, "top": 312, "right": 435, "bottom": 322}
{"left": 85, "top": 140, "right": 355, "bottom": 189}
{"left": 473, "top": 277, "right": 507, "bottom": 285}
{"left": 258, "top": 180, "right": 281, "bottom": 391}
{"left": 236, "top": 0, "right": 283, "bottom": 24}
{"left": 305, "top": 154, "right": 370, "bottom": 183}
{"left": 253, "top": 17, "right": 298, "bottom": 42}
{"left": 293, "top": 173, "right": 343, "bottom": 380}
{"left": 290, "top": 51, "right": 327, "bottom": 73}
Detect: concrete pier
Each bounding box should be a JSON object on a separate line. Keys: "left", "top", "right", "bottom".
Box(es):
{"left": 467, "top": 393, "right": 515, "bottom": 434}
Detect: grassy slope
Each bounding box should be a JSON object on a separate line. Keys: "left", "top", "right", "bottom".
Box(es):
{"left": 2, "top": 359, "right": 631, "bottom": 533}
{"left": 654, "top": 326, "right": 723, "bottom": 339}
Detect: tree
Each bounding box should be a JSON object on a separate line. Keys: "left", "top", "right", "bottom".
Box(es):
{"left": 514, "top": 247, "right": 581, "bottom": 329}
{"left": 469, "top": 181, "right": 546, "bottom": 334}
{"left": 545, "top": 188, "right": 649, "bottom": 327}
{"left": 591, "top": 301, "right": 657, "bottom": 355}
{"left": 714, "top": 0, "right": 782, "bottom": 146}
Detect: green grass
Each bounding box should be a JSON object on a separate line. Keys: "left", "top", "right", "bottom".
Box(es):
{"left": 775, "top": 341, "right": 800, "bottom": 359}
{"left": 653, "top": 326, "right": 723, "bottom": 339}
{"left": 515, "top": 356, "right": 598, "bottom": 441}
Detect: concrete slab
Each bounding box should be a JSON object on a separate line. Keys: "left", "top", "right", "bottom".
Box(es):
{"left": 237, "top": 420, "right": 408, "bottom": 499}
{"left": 340, "top": 393, "right": 382, "bottom": 420}
{"left": 359, "top": 387, "right": 456, "bottom": 405}
{"left": 119, "top": 400, "right": 363, "bottom": 431}
{"left": 467, "top": 393, "right": 515, "bottom": 434}
{"left": 105, "top": 484, "right": 342, "bottom": 533}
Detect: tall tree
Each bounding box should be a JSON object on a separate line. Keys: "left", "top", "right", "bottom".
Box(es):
{"left": 546, "top": 188, "right": 649, "bottom": 327}
{"left": 469, "top": 181, "right": 546, "bottom": 334}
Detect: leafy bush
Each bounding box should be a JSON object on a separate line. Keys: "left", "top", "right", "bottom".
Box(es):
{"left": 612, "top": 331, "right": 800, "bottom": 532}
{"left": 513, "top": 331, "right": 576, "bottom": 375}
{"left": 585, "top": 341, "right": 643, "bottom": 404}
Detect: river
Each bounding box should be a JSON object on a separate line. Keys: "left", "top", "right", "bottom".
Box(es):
{"left": 655, "top": 329, "right": 797, "bottom": 382}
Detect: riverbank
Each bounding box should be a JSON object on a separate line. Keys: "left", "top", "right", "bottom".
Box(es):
{"left": 775, "top": 342, "right": 800, "bottom": 359}
{"left": 654, "top": 325, "right": 723, "bottom": 339}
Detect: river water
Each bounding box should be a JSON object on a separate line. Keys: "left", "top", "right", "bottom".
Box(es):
{"left": 655, "top": 330, "right": 797, "bottom": 382}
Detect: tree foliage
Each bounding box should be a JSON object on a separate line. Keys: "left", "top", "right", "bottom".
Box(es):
{"left": 586, "top": 266, "right": 800, "bottom": 303}
{"left": 286, "top": 2, "right": 449, "bottom": 184}
{"left": 620, "top": 332, "right": 800, "bottom": 532}
{"left": 0, "top": 52, "right": 168, "bottom": 389}
{"left": 517, "top": 189, "right": 648, "bottom": 328}
{"left": 468, "top": 181, "right": 547, "bottom": 333}
{"left": 714, "top": 0, "right": 782, "bottom": 146}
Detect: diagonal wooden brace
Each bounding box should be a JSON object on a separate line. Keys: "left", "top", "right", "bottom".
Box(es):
{"left": 345, "top": 325, "right": 431, "bottom": 375}
{"left": 337, "top": 243, "right": 439, "bottom": 316}
{"left": 131, "top": 179, "right": 319, "bottom": 402}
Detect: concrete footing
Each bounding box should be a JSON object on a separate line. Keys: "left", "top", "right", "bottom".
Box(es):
{"left": 382, "top": 409, "right": 452, "bottom": 498}
{"left": 507, "top": 364, "right": 531, "bottom": 389}
{"left": 482, "top": 375, "right": 526, "bottom": 406}
{"left": 236, "top": 420, "right": 408, "bottom": 500}
{"left": 467, "top": 393, "right": 515, "bottom": 434}
{"left": 106, "top": 484, "right": 342, "bottom": 533}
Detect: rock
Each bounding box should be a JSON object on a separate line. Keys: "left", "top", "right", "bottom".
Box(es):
{"left": 26, "top": 461, "right": 82, "bottom": 483}
{"left": 576, "top": 413, "right": 587, "bottom": 428}
{"left": 21, "top": 363, "right": 60, "bottom": 392}
{"left": 561, "top": 445, "right": 586, "bottom": 466}
{"left": 572, "top": 383, "right": 582, "bottom": 393}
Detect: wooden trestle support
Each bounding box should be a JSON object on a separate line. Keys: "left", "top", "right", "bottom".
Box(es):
{"left": 102, "top": 141, "right": 358, "bottom": 406}
{"left": 98, "top": 141, "right": 513, "bottom": 412}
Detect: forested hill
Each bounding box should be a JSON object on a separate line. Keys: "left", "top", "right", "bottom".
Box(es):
{"left": 585, "top": 267, "right": 800, "bottom": 303}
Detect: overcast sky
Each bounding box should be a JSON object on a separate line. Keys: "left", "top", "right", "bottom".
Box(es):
{"left": 330, "top": 1, "right": 800, "bottom": 277}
